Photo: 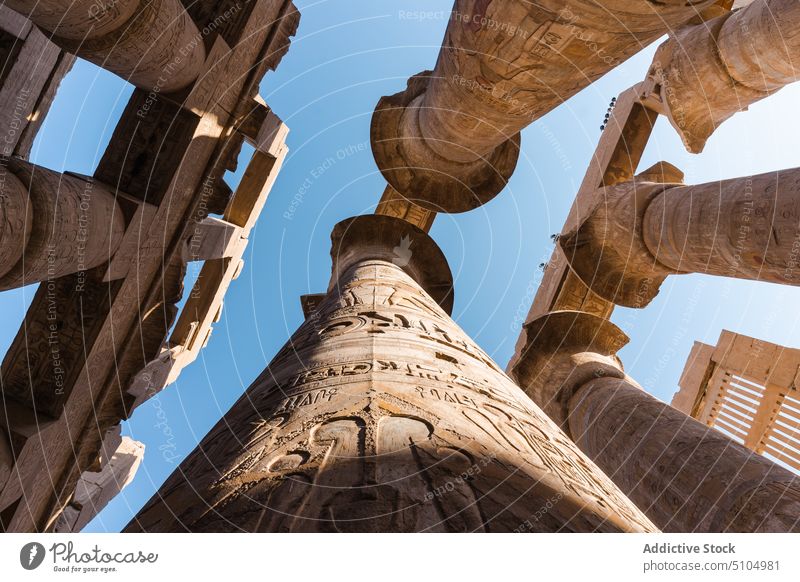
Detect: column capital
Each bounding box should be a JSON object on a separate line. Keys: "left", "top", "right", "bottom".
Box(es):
{"left": 559, "top": 162, "right": 684, "bottom": 308}
{"left": 512, "top": 310, "right": 628, "bottom": 431}
{"left": 652, "top": 0, "right": 800, "bottom": 153}
{"left": 330, "top": 214, "right": 454, "bottom": 315}
{"left": 370, "top": 71, "right": 520, "bottom": 214}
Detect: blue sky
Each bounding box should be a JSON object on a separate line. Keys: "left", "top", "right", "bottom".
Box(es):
{"left": 1, "top": 0, "right": 799, "bottom": 532}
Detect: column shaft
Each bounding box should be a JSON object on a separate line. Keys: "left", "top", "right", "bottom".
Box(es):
{"left": 644, "top": 167, "right": 800, "bottom": 285}
{"left": 372, "top": 0, "right": 717, "bottom": 212}
{"left": 515, "top": 311, "right": 800, "bottom": 532}
{"left": 5, "top": 0, "right": 205, "bottom": 91}
{"left": 419, "top": 0, "right": 716, "bottom": 163}
{"left": 0, "top": 160, "right": 126, "bottom": 291}
{"left": 0, "top": 168, "right": 32, "bottom": 283}
{"left": 569, "top": 377, "right": 800, "bottom": 532}
{"left": 125, "top": 216, "right": 656, "bottom": 533}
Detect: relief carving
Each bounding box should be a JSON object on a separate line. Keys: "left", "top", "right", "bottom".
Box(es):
{"left": 126, "top": 216, "right": 656, "bottom": 532}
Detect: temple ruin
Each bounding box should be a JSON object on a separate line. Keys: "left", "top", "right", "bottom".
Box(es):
{"left": 2, "top": 0, "right": 800, "bottom": 532}
{"left": 674, "top": 330, "right": 800, "bottom": 474}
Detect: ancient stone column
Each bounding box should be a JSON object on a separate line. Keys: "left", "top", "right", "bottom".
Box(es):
{"left": 513, "top": 310, "right": 800, "bottom": 532}
{"left": 570, "top": 379, "right": 800, "bottom": 533}
{"left": 0, "top": 160, "right": 126, "bottom": 291}
{"left": 5, "top": 0, "right": 205, "bottom": 91}
{"left": 653, "top": 0, "right": 800, "bottom": 152}
{"left": 560, "top": 164, "right": 800, "bottom": 307}
{"left": 125, "top": 215, "right": 656, "bottom": 533}
{"left": 371, "top": 0, "right": 717, "bottom": 212}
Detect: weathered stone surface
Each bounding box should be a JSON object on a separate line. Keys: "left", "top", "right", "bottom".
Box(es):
{"left": 507, "top": 81, "right": 661, "bottom": 373}
{"left": 0, "top": 431, "right": 11, "bottom": 495}
{"left": 1, "top": 268, "right": 120, "bottom": 418}
{"left": 371, "top": 0, "right": 717, "bottom": 212}
{"left": 0, "top": 1, "right": 298, "bottom": 532}
{"left": 299, "top": 293, "right": 326, "bottom": 320}
{"left": 55, "top": 435, "right": 144, "bottom": 533}
{"left": 126, "top": 216, "right": 656, "bottom": 533}
{"left": 644, "top": 167, "right": 800, "bottom": 286}
{"left": 124, "top": 129, "right": 289, "bottom": 415}
{"left": 0, "top": 13, "right": 63, "bottom": 158}
{"left": 94, "top": 91, "right": 201, "bottom": 206}
{"left": 0, "top": 160, "right": 126, "bottom": 291}
{"left": 6, "top": 0, "right": 206, "bottom": 91}
{"left": 515, "top": 89, "right": 657, "bottom": 349}
{"left": 7, "top": 0, "right": 140, "bottom": 39}
{"left": 0, "top": 166, "right": 31, "bottom": 281}
{"left": 671, "top": 340, "right": 716, "bottom": 415}
{"left": 569, "top": 377, "right": 800, "bottom": 532}
{"left": 181, "top": 0, "right": 257, "bottom": 47}
{"left": 375, "top": 184, "right": 436, "bottom": 232}
{"left": 558, "top": 162, "right": 685, "bottom": 308}
{"left": 654, "top": 0, "right": 800, "bottom": 152}
{"left": 372, "top": 71, "right": 520, "bottom": 214}
{"left": 13, "top": 51, "right": 76, "bottom": 159}
{"left": 515, "top": 310, "right": 800, "bottom": 532}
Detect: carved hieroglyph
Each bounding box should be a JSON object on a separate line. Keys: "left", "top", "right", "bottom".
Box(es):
{"left": 126, "top": 215, "right": 656, "bottom": 532}
{"left": 514, "top": 310, "right": 800, "bottom": 532}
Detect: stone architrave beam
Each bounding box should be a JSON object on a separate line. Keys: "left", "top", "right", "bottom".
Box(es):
{"left": 560, "top": 165, "right": 800, "bottom": 307}
{"left": 125, "top": 215, "right": 656, "bottom": 533}
{"left": 54, "top": 433, "right": 144, "bottom": 533}
{"left": 4, "top": 0, "right": 206, "bottom": 91}
{"left": 374, "top": 184, "right": 436, "bottom": 232}
{"left": 371, "top": 0, "right": 718, "bottom": 213}
{"left": 0, "top": 160, "right": 126, "bottom": 291}
{"left": 652, "top": 0, "right": 800, "bottom": 152}
{"left": 513, "top": 310, "right": 800, "bottom": 532}
{"left": 126, "top": 118, "right": 290, "bottom": 413}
